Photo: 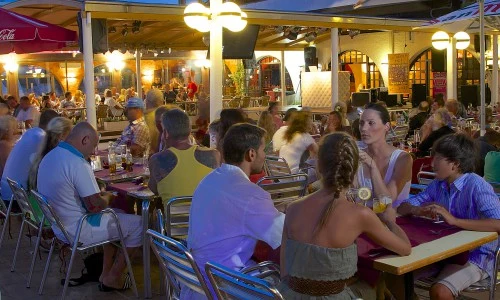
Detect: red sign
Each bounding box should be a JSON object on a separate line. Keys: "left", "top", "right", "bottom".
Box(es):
{"left": 433, "top": 72, "right": 447, "bottom": 99}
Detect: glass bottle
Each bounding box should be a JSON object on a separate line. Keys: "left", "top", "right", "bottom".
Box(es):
{"left": 126, "top": 148, "right": 134, "bottom": 172}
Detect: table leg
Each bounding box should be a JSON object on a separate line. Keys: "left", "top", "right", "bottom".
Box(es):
{"left": 404, "top": 272, "right": 414, "bottom": 300}
{"left": 142, "top": 199, "right": 151, "bottom": 298}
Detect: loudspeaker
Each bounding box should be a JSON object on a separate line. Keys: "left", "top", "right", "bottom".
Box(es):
{"left": 370, "top": 88, "right": 378, "bottom": 102}
{"left": 474, "top": 35, "right": 491, "bottom": 53}
{"left": 304, "top": 47, "right": 317, "bottom": 71}
{"left": 431, "top": 48, "right": 446, "bottom": 72}
{"left": 461, "top": 85, "right": 478, "bottom": 107}
{"left": 77, "top": 12, "right": 108, "bottom": 54}
{"left": 412, "top": 84, "right": 427, "bottom": 108}
{"left": 378, "top": 91, "right": 388, "bottom": 103}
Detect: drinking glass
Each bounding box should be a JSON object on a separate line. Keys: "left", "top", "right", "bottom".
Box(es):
{"left": 372, "top": 195, "right": 392, "bottom": 213}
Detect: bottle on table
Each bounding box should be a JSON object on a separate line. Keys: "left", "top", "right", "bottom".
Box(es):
{"left": 126, "top": 148, "right": 133, "bottom": 172}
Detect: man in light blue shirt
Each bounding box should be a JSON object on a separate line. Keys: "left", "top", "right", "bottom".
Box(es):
{"left": 398, "top": 133, "right": 500, "bottom": 299}
{"left": 1, "top": 109, "right": 58, "bottom": 207}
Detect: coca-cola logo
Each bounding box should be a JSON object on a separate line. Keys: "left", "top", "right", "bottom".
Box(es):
{"left": 0, "top": 29, "right": 15, "bottom": 41}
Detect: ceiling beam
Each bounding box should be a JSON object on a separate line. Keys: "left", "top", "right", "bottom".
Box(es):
{"left": 140, "top": 21, "right": 186, "bottom": 43}
{"left": 263, "top": 28, "right": 309, "bottom": 46}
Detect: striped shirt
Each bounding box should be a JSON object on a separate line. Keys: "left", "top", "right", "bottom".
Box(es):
{"left": 404, "top": 173, "right": 500, "bottom": 278}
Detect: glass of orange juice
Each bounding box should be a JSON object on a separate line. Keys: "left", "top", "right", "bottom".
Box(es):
{"left": 372, "top": 196, "right": 392, "bottom": 214}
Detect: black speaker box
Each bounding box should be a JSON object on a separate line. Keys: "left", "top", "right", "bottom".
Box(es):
{"left": 304, "top": 46, "right": 317, "bottom": 69}
{"left": 412, "top": 84, "right": 427, "bottom": 108}
{"left": 474, "top": 35, "right": 491, "bottom": 53}
{"left": 77, "top": 12, "right": 108, "bottom": 54}
{"left": 431, "top": 48, "right": 446, "bottom": 72}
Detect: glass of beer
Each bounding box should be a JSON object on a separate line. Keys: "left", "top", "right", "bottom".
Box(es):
{"left": 108, "top": 153, "right": 116, "bottom": 175}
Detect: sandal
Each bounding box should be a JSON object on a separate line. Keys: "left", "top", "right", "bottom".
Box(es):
{"left": 98, "top": 273, "right": 132, "bottom": 292}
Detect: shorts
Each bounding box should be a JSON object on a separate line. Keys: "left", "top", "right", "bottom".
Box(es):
{"left": 435, "top": 263, "right": 489, "bottom": 296}
{"left": 58, "top": 212, "right": 142, "bottom": 248}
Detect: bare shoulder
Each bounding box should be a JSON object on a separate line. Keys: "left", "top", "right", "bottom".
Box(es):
{"left": 195, "top": 146, "right": 220, "bottom": 169}
{"left": 396, "top": 150, "right": 413, "bottom": 168}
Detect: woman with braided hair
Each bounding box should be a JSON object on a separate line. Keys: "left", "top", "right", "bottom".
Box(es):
{"left": 278, "top": 132, "right": 411, "bottom": 299}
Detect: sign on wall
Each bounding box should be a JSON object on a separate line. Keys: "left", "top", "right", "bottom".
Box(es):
{"left": 388, "top": 53, "right": 409, "bottom": 94}
{"left": 432, "top": 72, "right": 447, "bottom": 99}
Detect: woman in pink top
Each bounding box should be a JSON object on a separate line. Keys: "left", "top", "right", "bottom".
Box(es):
{"left": 269, "top": 102, "right": 283, "bottom": 130}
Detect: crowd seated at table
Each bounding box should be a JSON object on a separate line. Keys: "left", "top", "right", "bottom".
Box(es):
{"left": 3, "top": 85, "right": 500, "bottom": 300}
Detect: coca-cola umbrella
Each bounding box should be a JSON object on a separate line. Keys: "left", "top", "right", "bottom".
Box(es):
{"left": 0, "top": 7, "right": 77, "bottom": 54}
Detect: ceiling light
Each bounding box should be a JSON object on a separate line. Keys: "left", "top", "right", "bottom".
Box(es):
{"left": 275, "top": 26, "right": 284, "bottom": 34}
{"left": 121, "top": 25, "right": 128, "bottom": 37}
{"left": 108, "top": 26, "right": 116, "bottom": 33}
{"left": 132, "top": 20, "right": 141, "bottom": 34}
{"left": 284, "top": 28, "right": 298, "bottom": 40}
{"left": 304, "top": 32, "right": 317, "bottom": 43}
{"left": 216, "top": 2, "right": 242, "bottom": 30}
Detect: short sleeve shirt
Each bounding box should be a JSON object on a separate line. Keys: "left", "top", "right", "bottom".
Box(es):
{"left": 16, "top": 106, "right": 40, "bottom": 122}
{"left": 114, "top": 117, "right": 150, "bottom": 154}
{"left": 279, "top": 132, "right": 315, "bottom": 173}
{"left": 37, "top": 143, "right": 100, "bottom": 238}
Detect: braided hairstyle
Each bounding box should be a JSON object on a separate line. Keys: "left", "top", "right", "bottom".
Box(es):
{"left": 315, "top": 132, "right": 359, "bottom": 232}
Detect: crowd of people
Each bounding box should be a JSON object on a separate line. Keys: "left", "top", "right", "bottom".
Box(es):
{"left": 0, "top": 86, "right": 500, "bottom": 299}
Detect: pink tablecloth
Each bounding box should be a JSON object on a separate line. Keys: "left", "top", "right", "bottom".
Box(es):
{"left": 107, "top": 181, "right": 148, "bottom": 213}
{"left": 254, "top": 216, "right": 467, "bottom": 286}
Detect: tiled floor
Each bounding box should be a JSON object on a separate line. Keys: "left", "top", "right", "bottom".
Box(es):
{"left": 0, "top": 216, "right": 162, "bottom": 299}
{"left": 0, "top": 215, "right": 495, "bottom": 299}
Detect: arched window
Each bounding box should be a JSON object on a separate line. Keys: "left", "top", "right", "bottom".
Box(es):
{"left": 82, "top": 65, "right": 137, "bottom": 93}
{"left": 17, "top": 65, "right": 63, "bottom": 97}
{"left": 339, "top": 50, "right": 383, "bottom": 89}
{"left": 409, "top": 48, "right": 480, "bottom": 100}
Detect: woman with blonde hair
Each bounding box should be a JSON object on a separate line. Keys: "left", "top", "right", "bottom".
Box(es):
{"left": 278, "top": 133, "right": 411, "bottom": 299}
{"left": 0, "top": 115, "right": 17, "bottom": 177}
{"left": 257, "top": 111, "right": 276, "bottom": 151}
{"left": 28, "top": 117, "right": 73, "bottom": 190}
{"left": 279, "top": 111, "right": 319, "bottom": 173}
{"left": 73, "top": 90, "right": 84, "bottom": 106}
{"left": 28, "top": 93, "right": 40, "bottom": 108}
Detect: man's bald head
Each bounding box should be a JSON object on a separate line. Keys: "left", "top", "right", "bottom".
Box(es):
{"left": 66, "top": 122, "right": 99, "bottom": 158}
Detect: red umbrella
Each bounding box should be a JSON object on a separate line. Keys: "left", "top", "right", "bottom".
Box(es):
{"left": 0, "top": 7, "right": 78, "bottom": 54}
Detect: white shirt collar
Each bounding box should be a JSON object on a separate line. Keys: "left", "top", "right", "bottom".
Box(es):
{"left": 219, "top": 163, "right": 249, "bottom": 181}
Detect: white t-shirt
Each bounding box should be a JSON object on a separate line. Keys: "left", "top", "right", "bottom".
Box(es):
{"left": 272, "top": 125, "right": 288, "bottom": 152}
{"left": 184, "top": 163, "right": 284, "bottom": 299}
{"left": 104, "top": 97, "right": 123, "bottom": 116}
{"left": 16, "top": 105, "right": 40, "bottom": 123}
{"left": 279, "top": 132, "right": 315, "bottom": 173}
{"left": 0, "top": 128, "right": 45, "bottom": 200}
{"left": 37, "top": 144, "right": 100, "bottom": 240}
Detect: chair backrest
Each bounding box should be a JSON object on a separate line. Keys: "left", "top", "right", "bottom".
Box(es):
{"left": 166, "top": 196, "right": 192, "bottom": 240}
{"left": 205, "top": 261, "right": 283, "bottom": 300}
{"left": 229, "top": 97, "right": 241, "bottom": 108}
{"left": 30, "top": 190, "right": 74, "bottom": 245}
{"left": 411, "top": 156, "right": 433, "bottom": 184}
{"left": 264, "top": 156, "right": 292, "bottom": 177}
{"left": 146, "top": 229, "right": 212, "bottom": 299}
{"left": 155, "top": 209, "right": 165, "bottom": 236}
{"left": 417, "top": 171, "right": 436, "bottom": 185}
{"left": 257, "top": 174, "right": 308, "bottom": 207}
{"left": 261, "top": 95, "right": 270, "bottom": 107}
{"left": 392, "top": 125, "right": 409, "bottom": 142}
{"left": 97, "top": 105, "right": 109, "bottom": 118}
{"left": 241, "top": 96, "right": 251, "bottom": 108}
{"left": 6, "top": 178, "right": 39, "bottom": 223}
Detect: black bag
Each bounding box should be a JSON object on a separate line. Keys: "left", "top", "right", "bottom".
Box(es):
{"left": 61, "top": 252, "right": 103, "bottom": 287}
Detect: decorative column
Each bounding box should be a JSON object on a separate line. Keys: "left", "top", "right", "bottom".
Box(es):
{"left": 136, "top": 49, "right": 143, "bottom": 99}
{"left": 209, "top": 0, "right": 223, "bottom": 122}
{"left": 280, "top": 50, "right": 286, "bottom": 106}
{"left": 331, "top": 28, "right": 339, "bottom": 109}
{"left": 493, "top": 35, "right": 498, "bottom": 106}
{"left": 446, "top": 36, "right": 457, "bottom": 100}
{"left": 82, "top": 11, "right": 96, "bottom": 128}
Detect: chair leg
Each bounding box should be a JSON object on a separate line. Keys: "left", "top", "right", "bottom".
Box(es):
{"left": 61, "top": 244, "right": 78, "bottom": 300}
{"left": 121, "top": 240, "right": 139, "bottom": 297}
{"left": 38, "top": 238, "right": 55, "bottom": 295}
{"left": 27, "top": 224, "right": 43, "bottom": 288}
{"left": 11, "top": 218, "right": 26, "bottom": 272}
{"left": 0, "top": 200, "right": 14, "bottom": 249}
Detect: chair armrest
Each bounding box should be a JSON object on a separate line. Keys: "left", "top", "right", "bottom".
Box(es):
{"left": 241, "top": 261, "right": 280, "bottom": 276}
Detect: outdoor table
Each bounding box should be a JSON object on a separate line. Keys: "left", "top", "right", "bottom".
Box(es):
{"left": 254, "top": 216, "right": 498, "bottom": 300}
{"left": 94, "top": 167, "right": 147, "bottom": 185}
{"left": 358, "top": 216, "right": 498, "bottom": 299}
{"left": 107, "top": 181, "right": 157, "bottom": 299}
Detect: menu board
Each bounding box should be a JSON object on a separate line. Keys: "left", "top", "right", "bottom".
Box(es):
{"left": 388, "top": 53, "right": 409, "bottom": 94}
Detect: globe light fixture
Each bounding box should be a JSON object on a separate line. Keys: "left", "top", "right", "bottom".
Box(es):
{"left": 184, "top": 3, "right": 211, "bottom": 31}
{"left": 225, "top": 11, "right": 247, "bottom": 32}
{"left": 432, "top": 31, "right": 450, "bottom": 50}
{"left": 183, "top": 1, "right": 246, "bottom": 33}
{"left": 454, "top": 31, "right": 470, "bottom": 50}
